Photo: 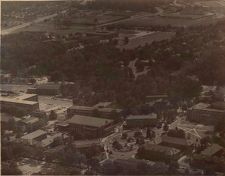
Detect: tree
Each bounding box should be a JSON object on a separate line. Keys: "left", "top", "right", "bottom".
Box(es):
{"left": 134, "top": 131, "right": 143, "bottom": 138}
{"left": 112, "top": 140, "right": 122, "bottom": 150}
{"left": 121, "top": 132, "right": 128, "bottom": 139}
{"left": 124, "top": 36, "right": 129, "bottom": 45}
{"left": 169, "top": 77, "right": 202, "bottom": 103}
{"left": 163, "top": 123, "right": 169, "bottom": 132}
{"left": 49, "top": 110, "right": 57, "bottom": 120}
{"left": 167, "top": 128, "right": 185, "bottom": 138}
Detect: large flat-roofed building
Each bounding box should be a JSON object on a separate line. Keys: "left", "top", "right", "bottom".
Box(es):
{"left": 67, "top": 105, "right": 122, "bottom": 120}
{"left": 0, "top": 96, "right": 39, "bottom": 114}
{"left": 17, "top": 93, "right": 38, "bottom": 102}
{"left": 21, "top": 129, "right": 47, "bottom": 145}
{"left": 126, "top": 113, "right": 158, "bottom": 128}
{"left": 27, "top": 82, "right": 61, "bottom": 95}
{"left": 187, "top": 102, "right": 225, "bottom": 125}
{"left": 67, "top": 105, "right": 94, "bottom": 117}
{"left": 67, "top": 115, "right": 114, "bottom": 139}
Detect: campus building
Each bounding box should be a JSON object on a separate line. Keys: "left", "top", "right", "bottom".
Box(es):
{"left": 66, "top": 115, "right": 115, "bottom": 139}
{"left": 136, "top": 143, "right": 181, "bottom": 162}
{"left": 125, "top": 113, "right": 158, "bottom": 128}
{"left": 0, "top": 96, "right": 39, "bottom": 114}
{"left": 67, "top": 105, "right": 123, "bottom": 120}
{"left": 27, "top": 82, "right": 61, "bottom": 95}
{"left": 21, "top": 129, "right": 47, "bottom": 145}
{"left": 187, "top": 102, "right": 225, "bottom": 125}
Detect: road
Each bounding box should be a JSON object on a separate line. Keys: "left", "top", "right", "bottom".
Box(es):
{"left": 2, "top": 10, "right": 66, "bottom": 36}
{"left": 97, "top": 7, "right": 164, "bottom": 27}
{"left": 128, "top": 58, "right": 151, "bottom": 80}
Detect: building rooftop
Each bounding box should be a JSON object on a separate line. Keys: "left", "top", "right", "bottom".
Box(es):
{"left": 201, "top": 144, "right": 224, "bottom": 157}
{"left": 127, "top": 113, "right": 157, "bottom": 120}
{"left": 0, "top": 96, "right": 38, "bottom": 105}
{"left": 41, "top": 133, "right": 64, "bottom": 147}
{"left": 16, "top": 93, "right": 37, "bottom": 100}
{"left": 73, "top": 139, "right": 101, "bottom": 148}
{"left": 191, "top": 103, "right": 210, "bottom": 110}
{"left": 93, "top": 102, "right": 112, "bottom": 108}
{"left": 22, "top": 116, "right": 39, "bottom": 124}
{"left": 36, "top": 83, "right": 61, "bottom": 90}
{"left": 68, "top": 105, "right": 94, "bottom": 111}
{"left": 190, "top": 103, "right": 225, "bottom": 113}
{"left": 67, "top": 115, "right": 113, "bottom": 128}
{"left": 21, "top": 129, "right": 46, "bottom": 140}
{"left": 161, "top": 135, "right": 191, "bottom": 146}
{"left": 98, "top": 107, "right": 123, "bottom": 113}
{"left": 143, "top": 143, "right": 180, "bottom": 155}
{"left": 114, "top": 158, "right": 155, "bottom": 167}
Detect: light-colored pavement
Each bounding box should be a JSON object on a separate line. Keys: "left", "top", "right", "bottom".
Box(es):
{"left": 2, "top": 10, "right": 67, "bottom": 36}
{"left": 97, "top": 7, "right": 164, "bottom": 27}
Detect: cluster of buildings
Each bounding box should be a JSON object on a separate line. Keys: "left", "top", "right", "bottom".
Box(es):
{"left": 1, "top": 81, "right": 225, "bottom": 174}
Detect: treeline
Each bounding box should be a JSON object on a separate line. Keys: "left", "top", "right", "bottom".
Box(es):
{"left": 2, "top": 21, "right": 225, "bottom": 108}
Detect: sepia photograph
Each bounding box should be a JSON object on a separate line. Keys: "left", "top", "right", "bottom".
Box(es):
{"left": 1, "top": 0, "right": 225, "bottom": 175}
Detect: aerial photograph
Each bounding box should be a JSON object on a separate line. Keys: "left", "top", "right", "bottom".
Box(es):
{"left": 1, "top": 0, "right": 225, "bottom": 175}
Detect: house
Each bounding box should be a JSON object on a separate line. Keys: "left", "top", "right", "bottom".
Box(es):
{"left": 27, "top": 82, "right": 61, "bottom": 95}
{"left": 136, "top": 143, "right": 181, "bottom": 162}
{"left": 187, "top": 102, "right": 225, "bottom": 125}
{"left": 21, "top": 129, "right": 47, "bottom": 145}
{"left": 160, "top": 135, "right": 193, "bottom": 150}
{"left": 126, "top": 113, "right": 158, "bottom": 128}
{"left": 67, "top": 115, "right": 114, "bottom": 139}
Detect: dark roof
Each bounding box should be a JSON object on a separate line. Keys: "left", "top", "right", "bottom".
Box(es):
{"left": 127, "top": 113, "right": 157, "bottom": 120}
{"left": 143, "top": 143, "right": 180, "bottom": 155}
{"left": 73, "top": 139, "right": 101, "bottom": 148}
{"left": 67, "top": 115, "right": 113, "bottom": 128}
{"left": 68, "top": 105, "right": 94, "bottom": 111}
{"left": 201, "top": 144, "right": 224, "bottom": 156}
{"left": 36, "top": 83, "right": 61, "bottom": 90}
{"left": 161, "top": 135, "right": 191, "bottom": 146}
{"left": 113, "top": 158, "right": 154, "bottom": 167}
